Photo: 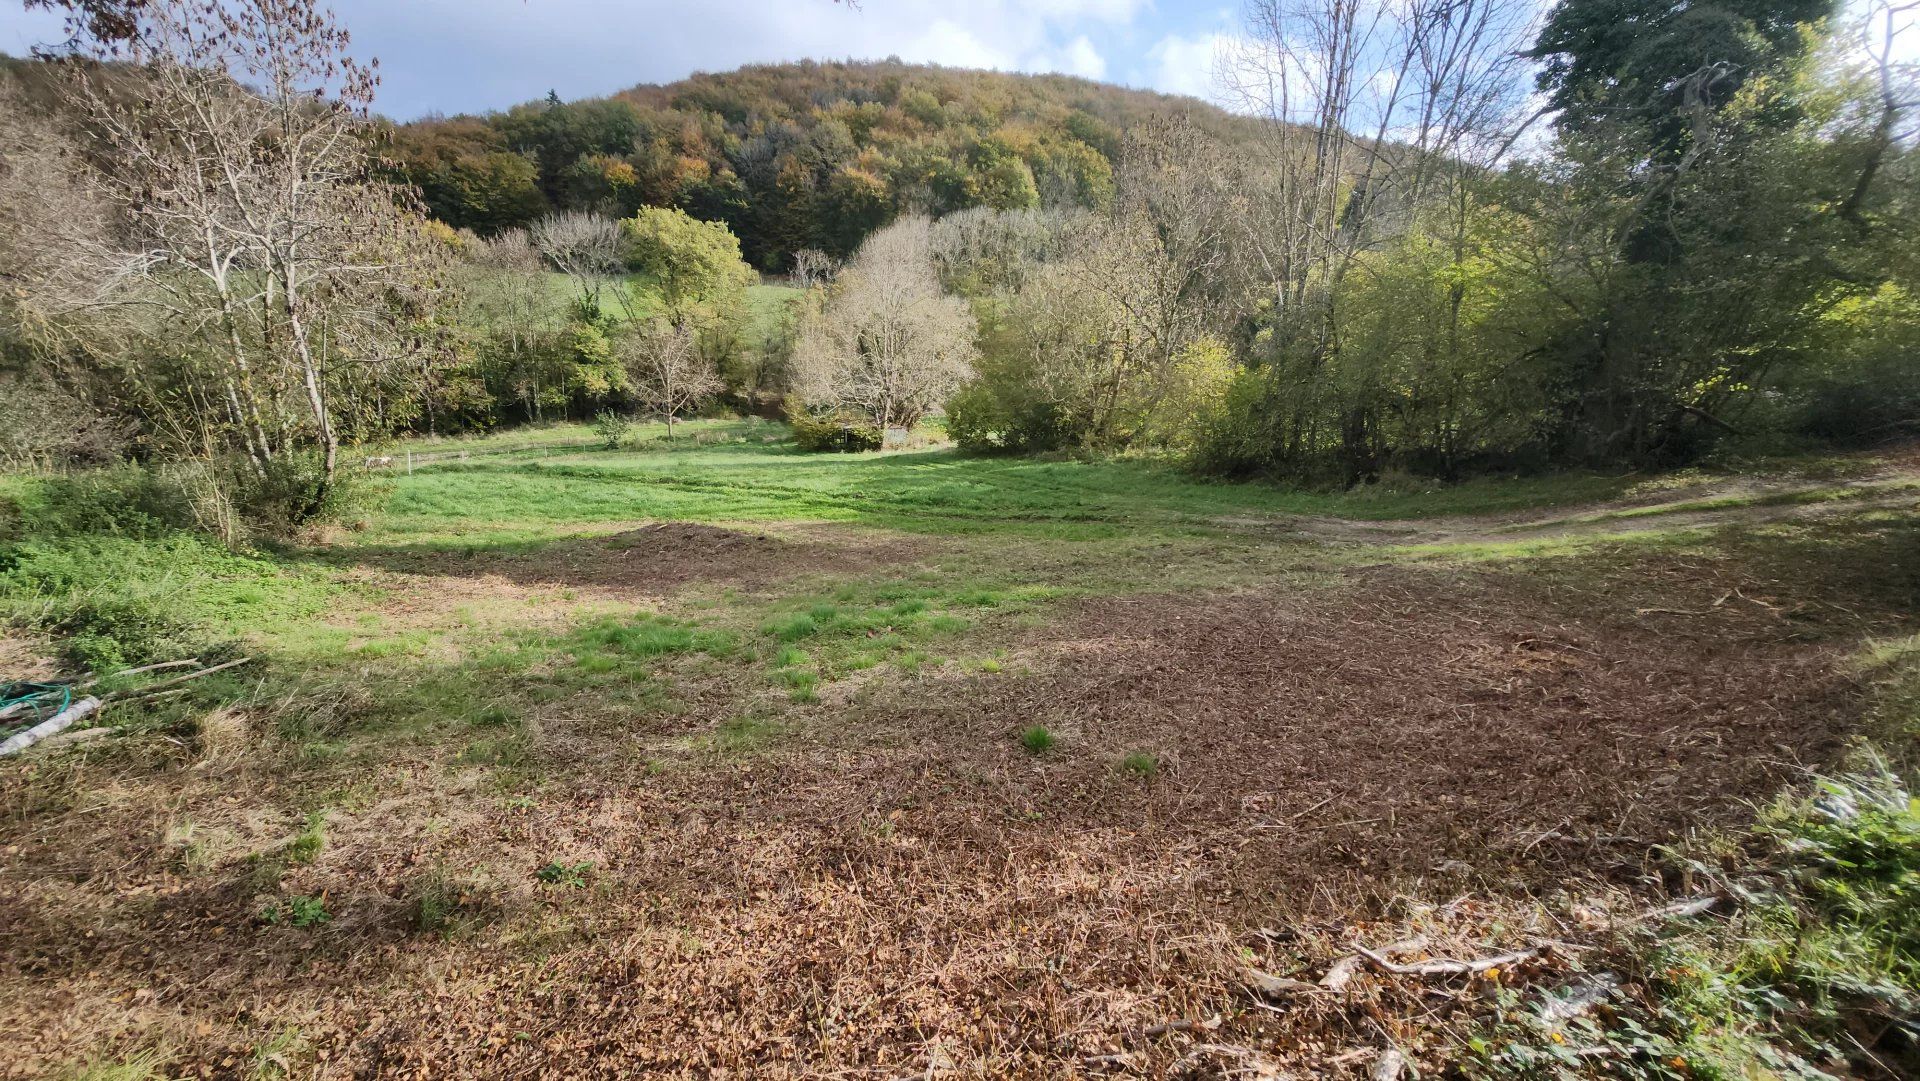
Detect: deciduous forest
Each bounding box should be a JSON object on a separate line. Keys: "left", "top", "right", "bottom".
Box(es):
{"left": 1, "top": 0, "right": 1918, "bottom": 1076}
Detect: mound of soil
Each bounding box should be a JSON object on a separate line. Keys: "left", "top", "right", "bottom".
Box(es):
{"left": 362, "top": 521, "right": 925, "bottom": 597}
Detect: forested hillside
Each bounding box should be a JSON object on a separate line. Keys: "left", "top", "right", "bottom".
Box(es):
{"left": 387, "top": 60, "right": 1262, "bottom": 269}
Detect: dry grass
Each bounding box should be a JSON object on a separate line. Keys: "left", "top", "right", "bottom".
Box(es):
{"left": 2, "top": 461, "right": 1915, "bottom": 1078}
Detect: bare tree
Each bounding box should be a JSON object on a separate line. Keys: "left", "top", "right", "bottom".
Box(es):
{"left": 1224, "top": 0, "right": 1537, "bottom": 348}
{"left": 620, "top": 322, "right": 722, "bottom": 438}
{"left": 790, "top": 248, "right": 840, "bottom": 289}
{"left": 1840, "top": 0, "right": 1920, "bottom": 226}
{"left": 791, "top": 216, "right": 976, "bottom": 431}
{"left": 467, "top": 229, "right": 568, "bottom": 419}
{"left": 1066, "top": 122, "right": 1239, "bottom": 446}
{"left": 531, "top": 210, "right": 625, "bottom": 309}
{"left": 28, "top": 0, "right": 450, "bottom": 509}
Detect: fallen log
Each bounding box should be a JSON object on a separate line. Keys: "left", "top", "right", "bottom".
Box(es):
{"left": 0, "top": 696, "right": 103, "bottom": 757}
{"left": 36, "top": 726, "right": 112, "bottom": 753}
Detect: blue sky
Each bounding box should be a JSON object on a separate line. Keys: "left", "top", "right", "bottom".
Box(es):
{"left": 0, "top": 0, "right": 1250, "bottom": 119}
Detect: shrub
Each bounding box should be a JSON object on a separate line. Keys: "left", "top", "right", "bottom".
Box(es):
{"left": 231, "top": 452, "right": 384, "bottom": 537}
{"left": 55, "top": 597, "right": 213, "bottom": 674}
{"left": 787, "top": 406, "right": 883, "bottom": 453}
{"left": 9, "top": 465, "right": 202, "bottom": 540}
{"left": 592, "top": 409, "right": 634, "bottom": 449}
{"left": 945, "top": 379, "right": 1068, "bottom": 453}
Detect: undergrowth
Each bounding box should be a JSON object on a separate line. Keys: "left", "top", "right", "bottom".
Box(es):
{"left": 1467, "top": 640, "right": 1920, "bottom": 1078}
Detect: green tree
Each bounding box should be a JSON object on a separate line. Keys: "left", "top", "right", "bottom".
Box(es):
{"left": 621, "top": 207, "right": 755, "bottom": 319}
{"left": 1530, "top": 0, "right": 1835, "bottom": 156}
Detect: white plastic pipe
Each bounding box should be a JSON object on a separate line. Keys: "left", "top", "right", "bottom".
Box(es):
{"left": 0, "top": 696, "right": 103, "bottom": 757}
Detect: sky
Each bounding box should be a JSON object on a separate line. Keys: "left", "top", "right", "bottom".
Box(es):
{"left": 0, "top": 0, "right": 1252, "bottom": 120}
{"left": 2, "top": 0, "right": 1909, "bottom": 123}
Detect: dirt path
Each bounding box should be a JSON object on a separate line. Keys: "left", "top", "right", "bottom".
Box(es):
{"left": 1221, "top": 472, "right": 1920, "bottom": 548}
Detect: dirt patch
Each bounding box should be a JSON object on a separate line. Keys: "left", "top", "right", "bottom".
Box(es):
{"left": 916, "top": 571, "right": 1854, "bottom": 896}
{"left": 0, "top": 628, "right": 61, "bottom": 682}
{"left": 0, "top": 566, "right": 1866, "bottom": 1077}
{"left": 1233, "top": 474, "right": 1920, "bottom": 550}
{"left": 350, "top": 521, "right": 926, "bottom": 599}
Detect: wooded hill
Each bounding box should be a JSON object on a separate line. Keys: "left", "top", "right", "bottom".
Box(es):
{"left": 387, "top": 60, "right": 1269, "bottom": 270}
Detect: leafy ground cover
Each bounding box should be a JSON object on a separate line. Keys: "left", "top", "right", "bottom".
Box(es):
{"left": 2, "top": 425, "right": 1916, "bottom": 1079}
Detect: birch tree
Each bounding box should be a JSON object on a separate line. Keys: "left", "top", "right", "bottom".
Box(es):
{"left": 1224, "top": 0, "right": 1538, "bottom": 348}
{"left": 35, "top": 0, "right": 450, "bottom": 514}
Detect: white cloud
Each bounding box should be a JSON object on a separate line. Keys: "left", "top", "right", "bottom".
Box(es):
{"left": 905, "top": 20, "right": 1019, "bottom": 71}
{"left": 1026, "top": 0, "right": 1149, "bottom": 23}
{"left": 1030, "top": 34, "right": 1108, "bottom": 80}
{"left": 1146, "top": 31, "right": 1233, "bottom": 102}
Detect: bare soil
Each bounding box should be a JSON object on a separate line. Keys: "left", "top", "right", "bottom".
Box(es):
{"left": 0, "top": 540, "right": 1879, "bottom": 1077}
{"left": 348, "top": 521, "right": 928, "bottom": 598}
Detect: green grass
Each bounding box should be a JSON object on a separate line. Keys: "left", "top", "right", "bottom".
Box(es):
{"left": 535, "top": 860, "right": 593, "bottom": 888}
{"left": 746, "top": 282, "right": 800, "bottom": 341}
{"left": 284, "top": 811, "right": 326, "bottom": 865}
{"left": 367, "top": 425, "right": 1648, "bottom": 552}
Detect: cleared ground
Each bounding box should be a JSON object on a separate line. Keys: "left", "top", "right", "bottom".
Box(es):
{"left": 3, "top": 421, "right": 1915, "bottom": 1078}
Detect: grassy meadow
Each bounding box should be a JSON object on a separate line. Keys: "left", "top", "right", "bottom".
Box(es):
{"left": 4, "top": 424, "right": 1919, "bottom": 1078}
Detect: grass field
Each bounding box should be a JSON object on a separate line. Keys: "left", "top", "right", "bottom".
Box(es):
{"left": 4, "top": 424, "right": 1918, "bottom": 1078}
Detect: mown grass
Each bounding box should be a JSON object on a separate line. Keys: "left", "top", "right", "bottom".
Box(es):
{"left": 6, "top": 426, "right": 1915, "bottom": 1078}
{"left": 2, "top": 425, "right": 1891, "bottom": 760}
{"left": 366, "top": 438, "right": 1654, "bottom": 564}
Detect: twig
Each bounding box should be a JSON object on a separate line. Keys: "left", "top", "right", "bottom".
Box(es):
{"left": 1323, "top": 936, "right": 1428, "bottom": 991}
{"left": 104, "top": 656, "right": 254, "bottom": 700}
{"left": 1353, "top": 942, "right": 1539, "bottom": 977}
{"left": 81, "top": 658, "right": 200, "bottom": 689}
{"left": 1247, "top": 969, "right": 1324, "bottom": 999}
{"left": 1138, "top": 1017, "right": 1218, "bottom": 1039}
{"left": 1623, "top": 895, "right": 1720, "bottom": 926}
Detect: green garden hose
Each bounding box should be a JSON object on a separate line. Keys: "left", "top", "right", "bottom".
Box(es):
{"left": 0, "top": 681, "right": 73, "bottom": 729}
